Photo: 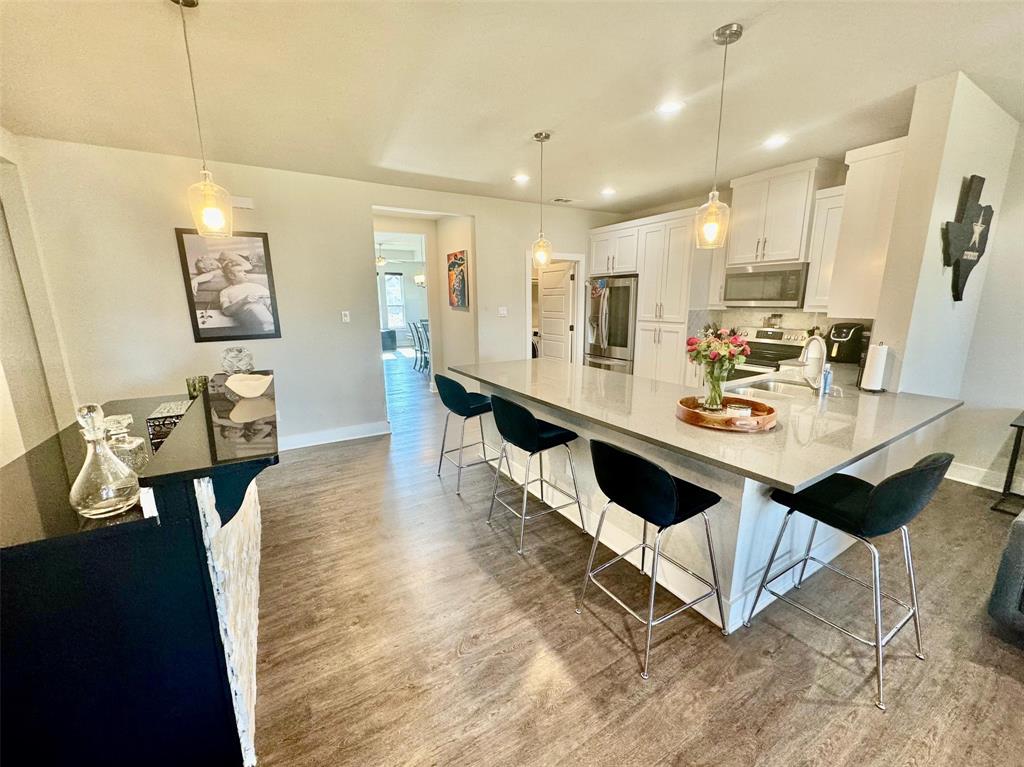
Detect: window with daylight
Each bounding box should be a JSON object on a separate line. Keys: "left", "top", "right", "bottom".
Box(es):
{"left": 384, "top": 272, "right": 405, "bottom": 329}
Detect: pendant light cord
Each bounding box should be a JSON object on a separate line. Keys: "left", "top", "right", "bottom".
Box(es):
{"left": 539, "top": 139, "right": 544, "bottom": 234}
{"left": 711, "top": 40, "right": 729, "bottom": 191}
{"left": 179, "top": 1, "right": 208, "bottom": 171}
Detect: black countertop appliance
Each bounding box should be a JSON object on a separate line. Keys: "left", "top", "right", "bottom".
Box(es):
{"left": 826, "top": 322, "right": 865, "bottom": 363}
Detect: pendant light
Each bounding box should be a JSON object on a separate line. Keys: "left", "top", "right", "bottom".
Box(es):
{"left": 531, "top": 132, "right": 552, "bottom": 268}
{"left": 375, "top": 243, "right": 387, "bottom": 267}
{"left": 695, "top": 23, "right": 742, "bottom": 250}
{"left": 173, "top": 0, "right": 232, "bottom": 238}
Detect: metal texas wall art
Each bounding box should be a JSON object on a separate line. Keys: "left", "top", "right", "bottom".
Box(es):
{"left": 942, "top": 174, "right": 993, "bottom": 302}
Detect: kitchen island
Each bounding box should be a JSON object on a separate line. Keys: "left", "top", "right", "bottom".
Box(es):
{"left": 450, "top": 359, "right": 961, "bottom": 632}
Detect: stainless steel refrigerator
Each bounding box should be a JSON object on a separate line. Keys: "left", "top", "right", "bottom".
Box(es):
{"left": 584, "top": 275, "right": 638, "bottom": 374}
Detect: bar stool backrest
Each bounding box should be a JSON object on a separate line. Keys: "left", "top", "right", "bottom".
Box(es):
{"left": 490, "top": 395, "right": 542, "bottom": 453}
{"left": 591, "top": 440, "right": 678, "bottom": 527}
{"left": 434, "top": 374, "right": 474, "bottom": 416}
{"left": 863, "top": 452, "right": 953, "bottom": 537}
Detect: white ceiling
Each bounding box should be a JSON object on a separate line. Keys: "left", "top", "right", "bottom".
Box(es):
{"left": 2, "top": 1, "right": 1021, "bottom": 214}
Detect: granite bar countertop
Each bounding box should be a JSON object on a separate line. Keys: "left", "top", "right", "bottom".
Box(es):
{"left": 450, "top": 359, "right": 961, "bottom": 493}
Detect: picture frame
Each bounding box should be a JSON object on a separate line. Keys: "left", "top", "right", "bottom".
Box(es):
{"left": 175, "top": 229, "right": 282, "bottom": 342}
{"left": 446, "top": 249, "right": 469, "bottom": 310}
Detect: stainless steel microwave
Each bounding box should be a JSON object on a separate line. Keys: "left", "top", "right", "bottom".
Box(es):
{"left": 723, "top": 263, "right": 808, "bottom": 308}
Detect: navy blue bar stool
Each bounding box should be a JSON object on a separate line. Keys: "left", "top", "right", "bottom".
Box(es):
{"left": 434, "top": 374, "right": 496, "bottom": 494}
{"left": 487, "top": 395, "right": 585, "bottom": 554}
{"left": 745, "top": 452, "right": 953, "bottom": 710}
{"left": 577, "top": 440, "right": 727, "bottom": 679}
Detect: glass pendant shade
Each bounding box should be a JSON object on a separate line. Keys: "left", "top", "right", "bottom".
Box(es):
{"left": 188, "top": 170, "right": 233, "bottom": 237}
{"left": 532, "top": 234, "right": 552, "bottom": 267}
{"left": 695, "top": 190, "right": 730, "bottom": 249}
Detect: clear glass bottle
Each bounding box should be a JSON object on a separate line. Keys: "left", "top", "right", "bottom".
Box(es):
{"left": 69, "top": 404, "right": 141, "bottom": 519}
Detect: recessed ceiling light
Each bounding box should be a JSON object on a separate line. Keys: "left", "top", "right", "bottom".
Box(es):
{"left": 601, "top": 187, "right": 617, "bottom": 197}
{"left": 762, "top": 134, "right": 789, "bottom": 149}
{"left": 656, "top": 100, "right": 684, "bottom": 116}
{"left": 512, "top": 173, "right": 530, "bottom": 184}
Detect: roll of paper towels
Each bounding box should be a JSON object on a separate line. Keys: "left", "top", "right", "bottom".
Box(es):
{"left": 860, "top": 342, "right": 888, "bottom": 392}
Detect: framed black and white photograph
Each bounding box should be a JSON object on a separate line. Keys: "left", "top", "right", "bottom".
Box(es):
{"left": 175, "top": 229, "right": 282, "bottom": 342}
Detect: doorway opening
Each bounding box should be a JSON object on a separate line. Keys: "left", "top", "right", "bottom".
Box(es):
{"left": 527, "top": 252, "right": 585, "bottom": 364}
{"left": 373, "top": 229, "right": 430, "bottom": 421}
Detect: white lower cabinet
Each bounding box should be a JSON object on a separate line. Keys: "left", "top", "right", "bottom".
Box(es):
{"left": 634, "top": 322, "right": 686, "bottom": 384}
{"left": 683, "top": 357, "right": 705, "bottom": 390}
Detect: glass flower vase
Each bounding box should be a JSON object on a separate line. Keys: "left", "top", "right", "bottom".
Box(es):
{"left": 69, "top": 404, "right": 141, "bottom": 519}
{"left": 703, "top": 366, "right": 726, "bottom": 411}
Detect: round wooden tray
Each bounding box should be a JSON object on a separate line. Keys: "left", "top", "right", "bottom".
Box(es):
{"left": 676, "top": 395, "right": 777, "bottom": 432}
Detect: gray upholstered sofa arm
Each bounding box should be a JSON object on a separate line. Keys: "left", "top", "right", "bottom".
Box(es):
{"left": 988, "top": 510, "right": 1024, "bottom": 633}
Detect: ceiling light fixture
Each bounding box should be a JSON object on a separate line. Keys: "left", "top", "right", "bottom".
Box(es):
{"left": 601, "top": 187, "right": 617, "bottom": 197}
{"left": 172, "top": 0, "right": 232, "bottom": 238}
{"left": 695, "top": 22, "right": 742, "bottom": 250}
{"left": 512, "top": 173, "right": 530, "bottom": 185}
{"left": 375, "top": 243, "right": 387, "bottom": 267}
{"left": 657, "top": 100, "right": 684, "bottom": 116}
{"left": 531, "top": 132, "right": 552, "bottom": 268}
{"left": 763, "top": 134, "right": 789, "bottom": 149}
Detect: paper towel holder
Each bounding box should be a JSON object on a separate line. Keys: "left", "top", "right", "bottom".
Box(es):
{"left": 858, "top": 341, "right": 888, "bottom": 393}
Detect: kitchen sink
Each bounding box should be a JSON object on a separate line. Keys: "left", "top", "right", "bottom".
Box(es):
{"left": 730, "top": 380, "right": 846, "bottom": 398}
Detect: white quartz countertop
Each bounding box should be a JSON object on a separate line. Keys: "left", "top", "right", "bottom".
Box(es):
{"left": 450, "top": 359, "right": 962, "bottom": 493}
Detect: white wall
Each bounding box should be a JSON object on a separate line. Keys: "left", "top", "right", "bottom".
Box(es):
{"left": 10, "top": 135, "right": 615, "bottom": 447}
{"left": 945, "top": 133, "right": 1024, "bottom": 492}
{"left": 436, "top": 216, "right": 478, "bottom": 377}
{"left": 873, "top": 73, "right": 1019, "bottom": 397}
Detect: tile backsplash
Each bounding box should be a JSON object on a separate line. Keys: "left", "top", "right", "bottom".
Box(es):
{"left": 717, "top": 308, "right": 873, "bottom": 336}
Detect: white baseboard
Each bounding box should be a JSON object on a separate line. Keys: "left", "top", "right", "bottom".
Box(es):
{"left": 279, "top": 421, "right": 391, "bottom": 451}
{"left": 947, "top": 460, "right": 1022, "bottom": 495}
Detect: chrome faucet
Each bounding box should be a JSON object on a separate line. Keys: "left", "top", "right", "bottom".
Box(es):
{"left": 799, "top": 335, "right": 829, "bottom": 390}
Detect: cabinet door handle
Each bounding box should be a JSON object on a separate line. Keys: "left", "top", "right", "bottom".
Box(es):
{"left": 761, "top": 237, "right": 767, "bottom": 259}
{"left": 611, "top": 255, "right": 616, "bottom": 272}
{"left": 755, "top": 237, "right": 762, "bottom": 260}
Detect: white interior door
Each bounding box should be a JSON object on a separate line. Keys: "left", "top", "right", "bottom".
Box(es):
{"left": 538, "top": 262, "right": 574, "bottom": 361}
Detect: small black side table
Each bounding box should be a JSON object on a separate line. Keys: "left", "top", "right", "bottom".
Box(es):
{"left": 992, "top": 411, "right": 1024, "bottom": 514}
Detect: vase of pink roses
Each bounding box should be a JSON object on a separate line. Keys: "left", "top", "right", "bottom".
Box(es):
{"left": 686, "top": 324, "right": 750, "bottom": 411}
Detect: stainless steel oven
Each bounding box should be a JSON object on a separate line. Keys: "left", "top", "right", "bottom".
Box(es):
{"left": 585, "top": 275, "right": 637, "bottom": 374}
{"left": 723, "top": 263, "right": 808, "bottom": 308}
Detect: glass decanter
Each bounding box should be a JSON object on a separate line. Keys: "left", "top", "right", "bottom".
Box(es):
{"left": 69, "top": 404, "right": 141, "bottom": 518}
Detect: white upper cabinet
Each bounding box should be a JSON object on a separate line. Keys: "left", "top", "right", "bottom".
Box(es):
{"left": 589, "top": 227, "right": 638, "bottom": 276}
{"left": 612, "top": 229, "right": 638, "bottom": 273}
{"left": 762, "top": 172, "right": 813, "bottom": 262}
{"left": 726, "top": 182, "right": 769, "bottom": 265}
{"left": 726, "top": 159, "right": 841, "bottom": 267}
{"left": 636, "top": 224, "right": 665, "bottom": 322}
{"left": 660, "top": 219, "right": 694, "bottom": 324}
{"left": 828, "top": 138, "right": 906, "bottom": 319}
{"left": 804, "top": 186, "right": 846, "bottom": 312}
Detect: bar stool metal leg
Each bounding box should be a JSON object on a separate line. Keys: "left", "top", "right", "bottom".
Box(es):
{"left": 795, "top": 520, "right": 818, "bottom": 589}
{"left": 867, "top": 540, "right": 885, "bottom": 711}
{"left": 901, "top": 526, "right": 925, "bottom": 660}
{"left": 539, "top": 452, "right": 545, "bottom": 503}
{"left": 564, "top": 444, "right": 586, "bottom": 534}
{"left": 703, "top": 511, "right": 729, "bottom": 635}
{"left": 641, "top": 530, "right": 664, "bottom": 679}
{"left": 745, "top": 509, "right": 793, "bottom": 627}
{"left": 576, "top": 501, "right": 611, "bottom": 614}
{"left": 488, "top": 441, "right": 507, "bottom": 525}
{"left": 641, "top": 522, "right": 647, "bottom": 574}
{"left": 456, "top": 417, "right": 468, "bottom": 494}
{"left": 518, "top": 453, "right": 533, "bottom": 555}
{"left": 437, "top": 412, "right": 451, "bottom": 477}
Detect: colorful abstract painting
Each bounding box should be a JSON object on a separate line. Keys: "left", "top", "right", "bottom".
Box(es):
{"left": 447, "top": 250, "right": 469, "bottom": 310}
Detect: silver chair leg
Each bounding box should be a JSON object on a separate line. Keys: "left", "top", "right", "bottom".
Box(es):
{"left": 795, "top": 519, "right": 818, "bottom": 589}
{"left": 518, "top": 452, "right": 533, "bottom": 555}
{"left": 641, "top": 521, "right": 647, "bottom": 574}
{"left": 488, "top": 441, "right": 507, "bottom": 525}
{"left": 901, "top": 526, "right": 925, "bottom": 661}
{"left": 564, "top": 444, "right": 586, "bottom": 533}
{"left": 576, "top": 501, "right": 611, "bottom": 614}
{"left": 479, "top": 416, "right": 488, "bottom": 463}
{"left": 745, "top": 509, "right": 793, "bottom": 627}
{"left": 868, "top": 540, "right": 885, "bottom": 711}
{"left": 641, "top": 530, "right": 664, "bottom": 679}
{"left": 437, "top": 412, "right": 451, "bottom": 476}
{"left": 703, "top": 511, "right": 728, "bottom": 635}
{"left": 539, "top": 451, "right": 545, "bottom": 503}
{"left": 456, "top": 417, "right": 467, "bottom": 495}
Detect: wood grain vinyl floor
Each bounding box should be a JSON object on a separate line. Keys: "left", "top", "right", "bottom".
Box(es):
{"left": 254, "top": 355, "right": 1024, "bottom": 766}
